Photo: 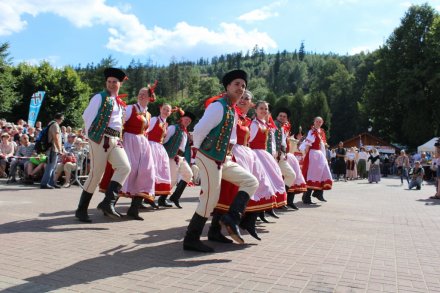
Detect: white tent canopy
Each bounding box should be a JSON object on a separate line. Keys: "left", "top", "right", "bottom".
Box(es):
{"left": 417, "top": 137, "right": 439, "bottom": 153}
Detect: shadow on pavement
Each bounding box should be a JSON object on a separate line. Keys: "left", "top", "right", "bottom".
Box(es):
{"left": 4, "top": 239, "right": 232, "bottom": 292}
{"left": 416, "top": 198, "right": 440, "bottom": 206}
{"left": 0, "top": 216, "right": 109, "bottom": 234}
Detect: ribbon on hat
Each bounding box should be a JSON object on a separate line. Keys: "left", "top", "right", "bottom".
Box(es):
{"left": 282, "top": 121, "right": 291, "bottom": 135}
{"left": 148, "top": 80, "right": 158, "bottom": 102}
{"left": 267, "top": 114, "right": 278, "bottom": 130}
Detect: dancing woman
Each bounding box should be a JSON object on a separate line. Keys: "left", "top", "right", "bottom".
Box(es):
{"left": 299, "top": 117, "right": 333, "bottom": 204}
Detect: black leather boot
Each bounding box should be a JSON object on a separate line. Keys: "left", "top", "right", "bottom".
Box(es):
{"left": 312, "top": 190, "right": 327, "bottom": 202}
{"left": 158, "top": 195, "right": 173, "bottom": 207}
{"left": 183, "top": 213, "right": 214, "bottom": 252}
{"left": 208, "top": 213, "right": 233, "bottom": 243}
{"left": 287, "top": 193, "right": 299, "bottom": 210}
{"left": 239, "top": 212, "right": 261, "bottom": 241}
{"left": 258, "top": 211, "right": 270, "bottom": 223}
{"left": 127, "top": 197, "right": 144, "bottom": 221}
{"left": 75, "top": 190, "right": 93, "bottom": 223}
{"left": 266, "top": 209, "right": 279, "bottom": 218}
{"left": 142, "top": 198, "right": 159, "bottom": 209}
{"left": 97, "top": 181, "right": 122, "bottom": 219}
{"left": 220, "top": 191, "right": 250, "bottom": 244}
{"left": 169, "top": 180, "right": 187, "bottom": 209}
{"left": 302, "top": 189, "right": 316, "bottom": 205}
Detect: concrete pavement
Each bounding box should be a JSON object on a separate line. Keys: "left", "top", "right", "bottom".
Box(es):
{"left": 0, "top": 177, "right": 439, "bottom": 292}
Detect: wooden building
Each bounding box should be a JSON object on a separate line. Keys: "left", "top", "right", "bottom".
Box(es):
{"left": 335, "top": 132, "right": 399, "bottom": 154}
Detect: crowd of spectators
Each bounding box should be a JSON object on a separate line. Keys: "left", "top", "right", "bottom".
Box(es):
{"left": 327, "top": 143, "right": 439, "bottom": 191}
{"left": 0, "top": 118, "right": 88, "bottom": 187}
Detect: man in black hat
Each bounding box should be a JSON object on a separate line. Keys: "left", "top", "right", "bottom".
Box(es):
{"left": 182, "top": 69, "right": 259, "bottom": 252}
{"left": 163, "top": 110, "right": 196, "bottom": 208}
{"left": 274, "top": 107, "right": 304, "bottom": 210}
{"left": 75, "top": 67, "right": 131, "bottom": 223}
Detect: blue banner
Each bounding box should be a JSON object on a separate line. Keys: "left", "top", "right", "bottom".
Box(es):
{"left": 28, "top": 91, "right": 45, "bottom": 127}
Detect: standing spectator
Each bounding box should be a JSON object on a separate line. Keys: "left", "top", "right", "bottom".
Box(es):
{"left": 367, "top": 148, "right": 381, "bottom": 183}
{"left": 430, "top": 140, "right": 440, "bottom": 199}
{"left": 0, "top": 133, "right": 14, "bottom": 177}
{"left": 27, "top": 126, "right": 36, "bottom": 142}
{"left": 382, "top": 154, "right": 390, "bottom": 177}
{"left": 35, "top": 121, "right": 42, "bottom": 132}
{"left": 357, "top": 147, "right": 369, "bottom": 179}
{"left": 334, "top": 141, "right": 346, "bottom": 181}
{"left": 408, "top": 161, "right": 424, "bottom": 190}
{"left": 40, "top": 113, "right": 64, "bottom": 189}
{"left": 396, "top": 150, "right": 410, "bottom": 185}
{"left": 345, "top": 147, "right": 357, "bottom": 180}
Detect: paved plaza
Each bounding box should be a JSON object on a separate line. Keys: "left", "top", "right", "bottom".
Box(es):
{"left": 0, "top": 177, "right": 439, "bottom": 293}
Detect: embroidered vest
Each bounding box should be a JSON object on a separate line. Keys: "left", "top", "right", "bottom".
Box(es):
{"left": 163, "top": 125, "right": 185, "bottom": 158}
{"left": 184, "top": 139, "right": 192, "bottom": 164}
{"left": 274, "top": 120, "right": 283, "bottom": 152}
{"left": 199, "top": 98, "right": 235, "bottom": 163}
{"left": 148, "top": 117, "right": 167, "bottom": 143}
{"left": 124, "top": 104, "right": 150, "bottom": 135}
{"left": 88, "top": 91, "right": 114, "bottom": 143}
{"left": 266, "top": 129, "right": 274, "bottom": 154}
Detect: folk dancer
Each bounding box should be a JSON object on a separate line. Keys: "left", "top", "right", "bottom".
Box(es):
{"left": 147, "top": 104, "right": 173, "bottom": 207}
{"left": 183, "top": 70, "right": 259, "bottom": 252}
{"left": 274, "top": 108, "right": 307, "bottom": 210}
{"left": 118, "top": 86, "right": 157, "bottom": 220}
{"left": 213, "top": 90, "right": 276, "bottom": 241}
{"left": 299, "top": 117, "right": 333, "bottom": 204}
{"left": 249, "top": 101, "right": 288, "bottom": 219}
{"left": 163, "top": 110, "right": 196, "bottom": 208}
{"left": 75, "top": 68, "right": 131, "bottom": 222}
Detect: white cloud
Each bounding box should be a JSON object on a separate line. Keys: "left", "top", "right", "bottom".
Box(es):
{"left": 349, "top": 43, "right": 382, "bottom": 54}
{"left": 0, "top": 0, "right": 277, "bottom": 57}
{"left": 238, "top": 1, "right": 285, "bottom": 22}
{"left": 16, "top": 55, "right": 60, "bottom": 66}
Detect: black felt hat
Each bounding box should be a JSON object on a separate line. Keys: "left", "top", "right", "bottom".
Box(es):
{"left": 182, "top": 111, "right": 196, "bottom": 122}
{"left": 104, "top": 67, "right": 127, "bottom": 82}
{"left": 275, "top": 107, "right": 291, "bottom": 118}
{"left": 222, "top": 69, "right": 248, "bottom": 89}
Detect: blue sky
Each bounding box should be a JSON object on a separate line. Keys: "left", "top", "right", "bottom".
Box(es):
{"left": 0, "top": 0, "right": 439, "bottom": 67}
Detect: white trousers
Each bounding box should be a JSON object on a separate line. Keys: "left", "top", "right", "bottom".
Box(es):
{"left": 195, "top": 152, "right": 258, "bottom": 218}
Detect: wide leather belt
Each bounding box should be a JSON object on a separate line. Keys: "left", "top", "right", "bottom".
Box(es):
{"left": 104, "top": 127, "right": 120, "bottom": 137}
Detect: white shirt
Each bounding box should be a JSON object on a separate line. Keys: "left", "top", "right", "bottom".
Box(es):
{"left": 358, "top": 151, "right": 369, "bottom": 160}
{"left": 164, "top": 124, "right": 188, "bottom": 152}
{"left": 192, "top": 101, "right": 237, "bottom": 149}
{"left": 82, "top": 93, "right": 124, "bottom": 134}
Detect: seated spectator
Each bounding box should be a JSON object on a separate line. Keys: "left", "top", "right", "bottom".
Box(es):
{"left": 63, "top": 134, "right": 76, "bottom": 152}
{"left": 25, "top": 154, "right": 47, "bottom": 184}
{"left": 0, "top": 132, "right": 14, "bottom": 177}
{"left": 8, "top": 134, "right": 35, "bottom": 183}
{"left": 27, "top": 126, "right": 36, "bottom": 142}
{"left": 408, "top": 161, "right": 424, "bottom": 190}
{"left": 54, "top": 137, "right": 83, "bottom": 188}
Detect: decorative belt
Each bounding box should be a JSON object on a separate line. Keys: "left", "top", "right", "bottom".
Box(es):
{"left": 104, "top": 127, "right": 120, "bottom": 137}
